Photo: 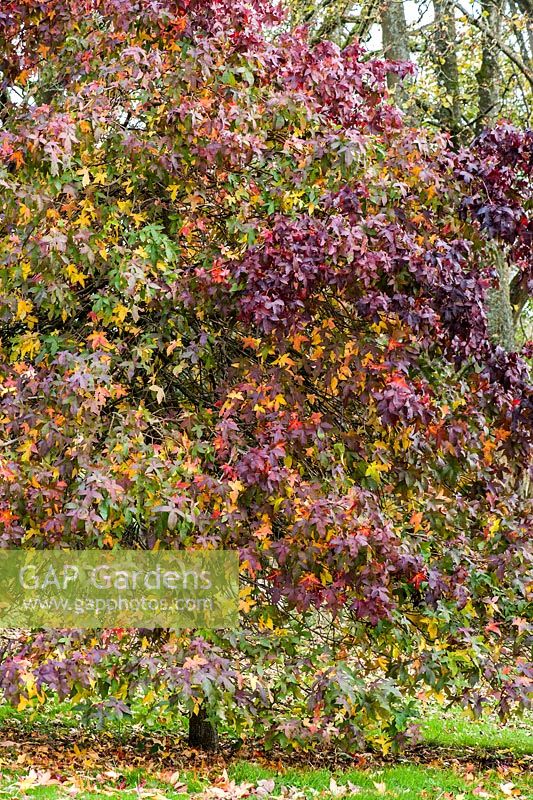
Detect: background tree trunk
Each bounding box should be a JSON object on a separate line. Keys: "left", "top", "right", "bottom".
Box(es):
{"left": 433, "top": 0, "right": 461, "bottom": 137}
{"left": 473, "top": 1, "right": 516, "bottom": 350}
{"left": 381, "top": 0, "right": 410, "bottom": 99}
{"left": 486, "top": 243, "right": 515, "bottom": 351}
{"left": 476, "top": 0, "right": 504, "bottom": 129}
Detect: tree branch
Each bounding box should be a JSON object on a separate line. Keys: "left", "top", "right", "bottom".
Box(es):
{"left": 451, "top": 0, "right": 533, "bottom": 86}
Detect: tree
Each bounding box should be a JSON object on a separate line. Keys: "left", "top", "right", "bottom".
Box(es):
{"left": 476, "top": 0, "right": 505, "bottom": 127}
{"left": 0, "top": 0, "right": 531, "bottom": 753}
{"left": 432, "top": 0, "right": 461, "bottom": 137}
{"left": 381, "top": 0, "right": 410, "bottom": 97}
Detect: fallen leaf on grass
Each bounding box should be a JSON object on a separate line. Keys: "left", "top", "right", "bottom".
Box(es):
{"left": 17, "top": 769, "right": 61, "bottom": 789}
{"left": 158, "top": 769, "right": 188, "bottom": 791}
{"left": 136, "top": 789, "right": 168, "bottom": 800}
{"left": 500, "top": 783, "right": 521, "bottom": 798}
{"left": 473, "top": 787, "right": 492, "bottom": 798}
{"left": 255, "top": 779, "right": 276, "bottom": 796}
{"left": 373, "top": 782, "right": 387, "bottom": 795}
{"left": 199, "top": 769, "right": 254, "bottom": 799}
{"left": 278, "top": 787, "right": 308, "bottom": 800}
{"left": 329, "top": 778, "right": 345, "bottom": 797}
{"left": 465, "top": 770, "right": 476, "bottom": 782}
{"left": 103, "top": 770, "right": 123, "bottom": 780}
{"left": 327, "top": 778, "right": 361, "bottom": 797}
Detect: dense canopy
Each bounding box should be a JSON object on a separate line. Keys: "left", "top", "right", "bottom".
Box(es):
{"left": 0, "top": 0, "right": 531, "bottom": 751}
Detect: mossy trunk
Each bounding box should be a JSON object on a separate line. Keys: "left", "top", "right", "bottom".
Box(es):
{"left": 476, "top": 0, "right": 503, "bottom": 130}
{"left": 381, "top": 0, "right": 410, "bottom": 102}
{"left": 433, "top": 0, "right": 461, "bottom": 138}
{"left": 486, "top": 243, "right": 515, "bottom": 352}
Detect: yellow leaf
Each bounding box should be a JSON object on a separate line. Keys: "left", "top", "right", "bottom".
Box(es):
{"left": 488, "top": 516, "right": 501, "bottom": 535}
{"left": 426, "top": 619, "right": 438, "bottom": 640}
{"left": 143, "top": 690, "right": 156, "bottom": 705}
{"left": 77, "top": 166, "right": 91, "bottom": 187}
{"left": 16, "top": 298, "right": 33, "bottom": 320}
{"left": 18, "top": 440, "right": 34, "bottom": 463}
{"left": 18, "top": 204, "right": 31, "bottom": 224}
{"left": 228, "top": 480, "right": 243, "bottom": 505}
{"left": 365, "top": 461, "right": 391, "bottom": 483}
{"left": 21, "top": 261, "right": 32, "bottom": 279}
{"left": 167, "top": 184, "right": 180, "bottom": 201}
{"left": 92, "top": 169, "right": 107, "bottom": 185}
{"left": 15, "top": 333, "right": 41, "bottom": 360}
{"left": 132, "top": 212, "right": 147, "bottom": 226}
{"left": 273, "top": 353, "right": 295, "bottom": 368}
{"left": 66, "top": 263, "right": 87, "bottom": 287}
{"left": 239, "top": 584, "right": 255, "bottom": 613}
{"left": 113, "top": 304, "right": 128, "bottom": 324}
{"left": 17, "top": 695, "right": 31, "bottom": 712}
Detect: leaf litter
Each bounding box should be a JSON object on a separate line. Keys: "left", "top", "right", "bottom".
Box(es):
{"left": 0, "top": 721, "right": 530, "bottom": 800}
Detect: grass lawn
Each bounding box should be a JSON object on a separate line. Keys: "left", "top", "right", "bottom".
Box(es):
{"left": 0, "top": 760, "right": 531, "bottom": 800}
{"left": 421, "top": 710, "right": 533, "bottom": 755}
{"left": 0, "top": 703, "right": 531, "bottom": 799}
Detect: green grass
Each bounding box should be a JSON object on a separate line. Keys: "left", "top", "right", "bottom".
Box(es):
{"left": 0, "top": 762, "right": 531, "bottom": 800}
{"left": 421, "top": 707, "right": 533, "bottom": 754}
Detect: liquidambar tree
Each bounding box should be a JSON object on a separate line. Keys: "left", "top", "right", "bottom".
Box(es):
{"left": 0, "top": 0, "right": 531, "bottom": 753}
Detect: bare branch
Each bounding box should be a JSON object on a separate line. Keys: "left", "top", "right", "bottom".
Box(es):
{"left": 451, "top": 0, "right": 533, "bottom": 85}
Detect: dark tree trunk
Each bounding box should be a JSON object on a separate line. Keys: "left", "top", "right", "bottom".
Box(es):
{"left": 188, "top": 706, "right": 219, "bottom": 752}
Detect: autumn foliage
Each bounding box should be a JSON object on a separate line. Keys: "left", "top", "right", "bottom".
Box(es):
{"left": 0, "top": 0, "right": 531, "bottom": 751}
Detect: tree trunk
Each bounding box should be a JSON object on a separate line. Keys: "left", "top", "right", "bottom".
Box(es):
{"left": 381, "top": 0, "right": 410, "bottom": 100}
{"left": 433, "top": 0, "right": 461, "bottom": 137}
{"left": 474, "top": 1, "right": 516, "bottom": 351}
{"left": 188, "top": 706, "right": 219, "bottom": 752}
{"left": 476, "top": 0, "right": 503, "bottom": 129}
{"left": 486, "top": 243, "right": 515, "bottom": 351}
